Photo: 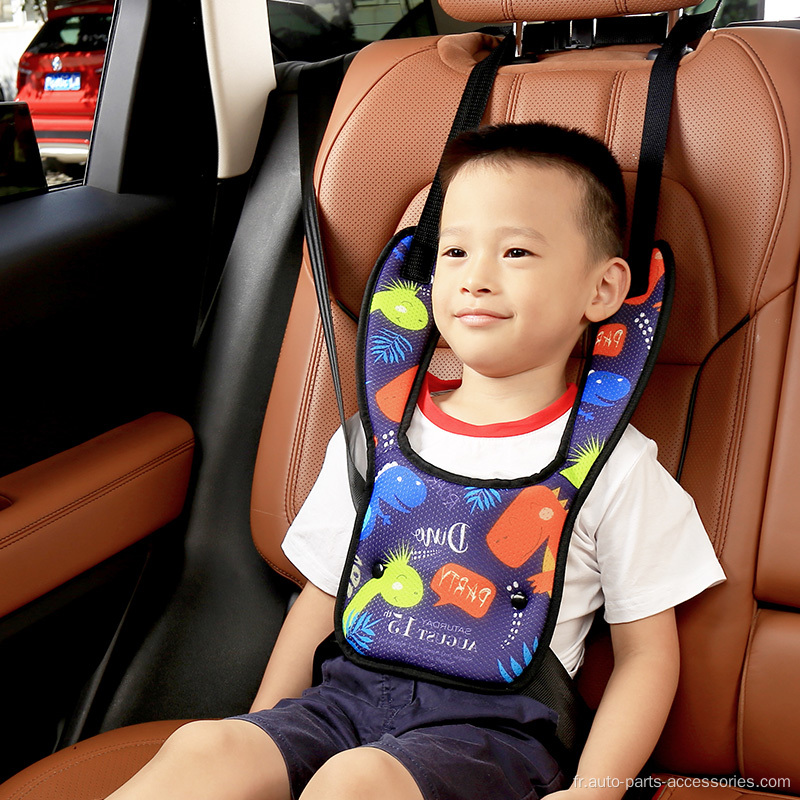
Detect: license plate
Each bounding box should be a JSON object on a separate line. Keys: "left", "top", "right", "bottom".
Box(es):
{"left": 45, "top": 72, "right": 81, "bottom": 92}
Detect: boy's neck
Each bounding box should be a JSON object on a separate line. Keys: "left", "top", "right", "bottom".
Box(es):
{"left": 431, "top": 363, "right": 569, "bottom": 426}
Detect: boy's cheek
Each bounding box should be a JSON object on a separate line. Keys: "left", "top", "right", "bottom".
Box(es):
{"left": 430, "top": 287, "right": 447, "bottom": 330}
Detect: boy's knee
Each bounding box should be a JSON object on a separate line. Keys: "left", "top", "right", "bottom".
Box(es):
{"left": 302, "top": 747, "right": 421, "bottom": 800}
{"left": 159, "top": 720, "right": 249, "bottom": 763}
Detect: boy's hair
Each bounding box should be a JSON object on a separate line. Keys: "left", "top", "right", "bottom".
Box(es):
{"left": 439, "top": 122, "right": 627, "bottom": 262}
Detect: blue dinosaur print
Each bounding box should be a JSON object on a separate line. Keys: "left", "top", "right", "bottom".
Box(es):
{"left": 578, "top": 370, "right": 631, "bottom": 420}
{"left": 360, "top": 464, "right": 427, "bottom": 539}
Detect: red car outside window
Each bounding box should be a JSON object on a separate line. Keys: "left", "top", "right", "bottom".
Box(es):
{"left": 15, "top": 4, "right": 114, "bottom": 166}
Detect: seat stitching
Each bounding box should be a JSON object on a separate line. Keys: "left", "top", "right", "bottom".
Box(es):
{"left": 714, "top": 322, "right": 753, "bottom": 556}
{"left": 0, "top": 440, "right": 194, "bottom": 551}
{"left": 604, "top": 71, "right": 623, "bottom": 150}
{"left": 505, "top": 74, "right": 521, "bottom": 121}
{"left": 715, "top": 32, "right": 792, "bottom": 316}
{"left": 286, "top": 314, "right": 325, "bottom": 522}
{"left": 7, "top": 737, "right": 172, "bottom": 799}
{"left": 736, "top": 607, "right": 760, "bottom": 773}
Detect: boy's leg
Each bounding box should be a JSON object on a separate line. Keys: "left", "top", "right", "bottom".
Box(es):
{"left": 105, "top": 719, "right": 291, "bottom": 800}
{"left": 299, "top": 746, "right": 424, "bottom": 800}
{"left": 295, "top": 722, "right": 566, "bottom": 800}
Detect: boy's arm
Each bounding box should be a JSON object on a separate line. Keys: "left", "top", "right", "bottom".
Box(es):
{"left": 558, "top": 607, "right": 680, "bottom": 800}
{"left": 249, "top": 581, "right": 335, "bottom": 712}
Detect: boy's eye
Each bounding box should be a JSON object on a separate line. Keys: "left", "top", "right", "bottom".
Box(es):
{"left": 505, "top": 248, "right": 532, "bottom": 258}
{"left": 441, "top": 247, "right": 467, "bottom": 258}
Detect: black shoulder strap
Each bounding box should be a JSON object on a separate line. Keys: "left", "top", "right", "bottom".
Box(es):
{"left": 402, "top": 34, "right": 516, "bottom": 283}
{"left": 627, "top": 1, "right": 721, "bottom": 295}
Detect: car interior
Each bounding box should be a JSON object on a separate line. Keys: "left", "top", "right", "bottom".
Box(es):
{"left": 0, "top": 0, "right": 799, "bottom": 797}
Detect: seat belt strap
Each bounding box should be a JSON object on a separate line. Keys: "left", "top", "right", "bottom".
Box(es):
{"left": 298, "top": 55, "right": 366, "bottom": 507}
{"left": 402, "top": 33, "right": 516, "bottom": 284}
{"left": 627, "top": 0, "right": 721, "bottom": 295}
{"left": 521, "top": 646, "right": 591, "bottom": 773}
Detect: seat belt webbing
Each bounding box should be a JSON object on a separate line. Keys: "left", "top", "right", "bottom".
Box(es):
{"left": 402, "top": 33, "right": 516, "bottom": 284}
{"left": 298, "top": 56, "right": 365, "bottom": 507}
{"left": 627, "top": 1, "right": 721, "bottom": 294}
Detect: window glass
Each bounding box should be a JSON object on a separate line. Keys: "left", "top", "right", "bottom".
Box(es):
{"left": 716, "top": 0, "right": 764, "bottom": 25}
{"left": 716, "top": 0, "right": 800, "bottom": 27}
{"left": 0, "top": 101, "right": 47, "bottom": 201}
{"left": 762, "top": 0, "right": 799, "bottom": 17}
{"left": 267, "top": 0, "right": 436, "bottom": 62}
{"left": 2, "top": 3, "right": 114, "bottom": 187}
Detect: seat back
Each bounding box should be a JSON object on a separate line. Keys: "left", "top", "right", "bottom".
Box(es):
{"left": 250, "top": 3, "right": 800, "bottom": 784}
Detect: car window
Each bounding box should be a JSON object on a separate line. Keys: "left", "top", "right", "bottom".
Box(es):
{"left": 267, "top": 0, "right": 437, "bottom": 62}
{"left": 717, "top": 0, "right": 799, "bottom": 24}
{"left": 2, "top": 3, "right": 114, "bottom": 188}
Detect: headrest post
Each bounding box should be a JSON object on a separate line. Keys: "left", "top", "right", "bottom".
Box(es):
{"left": 514, "top": 21, "right": 526, "bottom": 57}
{"left": 667, "top": 9, "right": 680, "bottom": 32}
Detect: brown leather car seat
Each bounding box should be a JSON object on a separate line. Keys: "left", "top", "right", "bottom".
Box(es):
{"left": 3, "top": 1, "right": 799, "bottom": 798}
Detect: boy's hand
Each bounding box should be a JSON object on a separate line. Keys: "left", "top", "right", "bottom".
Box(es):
{"left": 249, "top": 582, "right": 335, "bottom": 712}
{"left": 566, "top": 608, "right": 679, "bottom": 800}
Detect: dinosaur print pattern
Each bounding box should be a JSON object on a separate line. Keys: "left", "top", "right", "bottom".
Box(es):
{"left": 578, "top": 370, "right": 631, "bottom": 420}
{"left": 343, "top": 545, "right": 424, "bottom": 653}
{"left": 360, "top": 463, "right": 427, "bottom": 539}
{"left": 336, "top": 232, "right": 671, "bottom": 689}
{"left": 370, "top": 279, "right": 429, "bottom": 330}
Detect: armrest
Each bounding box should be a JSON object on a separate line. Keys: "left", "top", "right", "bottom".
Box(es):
{"left": 0, "top": 412, "right": 194, "bottom": 618}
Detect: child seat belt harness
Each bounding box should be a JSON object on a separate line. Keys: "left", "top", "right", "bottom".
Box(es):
{"left": 336, "top": 234, "right": 672, "bottom": 691}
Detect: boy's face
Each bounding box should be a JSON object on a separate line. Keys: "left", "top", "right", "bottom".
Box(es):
{"left": 432, "top": 160, "right": 610, "bottom": 381}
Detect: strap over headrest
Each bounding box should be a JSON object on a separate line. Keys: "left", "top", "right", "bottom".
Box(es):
{"left": 439, "top": 0, "right": 690, "bottom": 23}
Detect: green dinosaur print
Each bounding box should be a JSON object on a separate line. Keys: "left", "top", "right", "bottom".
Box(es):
{"left": 370, "top": 280, "right": 429, "bottom": 331}
{"left": 343, "top": 545, "right": 424, "bottom": 638}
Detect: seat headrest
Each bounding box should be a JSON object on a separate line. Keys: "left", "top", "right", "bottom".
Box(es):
{"left": 439, "top": 0, "right": 689, "bottom": 23}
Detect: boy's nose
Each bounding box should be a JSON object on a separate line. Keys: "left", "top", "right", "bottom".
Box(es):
{"left": 460, "top": 261, "right": 495, "bottom": 295}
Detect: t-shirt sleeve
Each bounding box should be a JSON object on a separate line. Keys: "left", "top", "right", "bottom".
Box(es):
{"left": 280, "top": 416, "right": 364, "bottom": 596}
{"left": 589, "top": 430, "right": 726, "bottom": 624}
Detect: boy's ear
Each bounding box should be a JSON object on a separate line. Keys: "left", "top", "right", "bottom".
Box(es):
{"left": 585, "top": 257, "right": 631, "bottom": 323}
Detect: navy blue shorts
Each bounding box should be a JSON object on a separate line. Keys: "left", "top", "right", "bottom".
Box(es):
{"left": 230, "top": 655, "right": 566, "bottom": 800}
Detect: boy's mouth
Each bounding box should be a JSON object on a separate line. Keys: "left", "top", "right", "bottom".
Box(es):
{"left": 454, "top": 307, "right": 509, "bottom": 327}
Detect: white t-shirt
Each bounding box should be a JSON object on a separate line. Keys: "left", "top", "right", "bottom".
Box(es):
{"left": 283, "top": 376, "right": 725, "bottom": 677}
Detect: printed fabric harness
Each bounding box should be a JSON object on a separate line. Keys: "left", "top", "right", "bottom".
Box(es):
{"left": 334, "top": 232, "right": 673, "bottom": 693}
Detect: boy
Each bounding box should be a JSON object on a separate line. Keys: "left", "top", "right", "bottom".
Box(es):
{"left": 107, "top": 123, "right": 725, "bottom": 800}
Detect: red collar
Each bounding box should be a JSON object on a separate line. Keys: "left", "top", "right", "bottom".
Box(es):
{"left": 418, "top": 373, "right": 577, "bottom": 438}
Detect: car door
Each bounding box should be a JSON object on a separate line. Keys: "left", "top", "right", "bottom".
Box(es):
{"left": 0, "top": 0, "right": 226, "bottom": 780}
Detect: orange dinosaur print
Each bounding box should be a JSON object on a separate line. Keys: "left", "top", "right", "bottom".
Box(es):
{"left": 486, "top": 485, "right": 567, "bottom": 569}
{"left": 375, "top": 366, "right": 417, "bottom": 423}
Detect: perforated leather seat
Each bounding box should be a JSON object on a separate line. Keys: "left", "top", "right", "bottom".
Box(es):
{"left": 0, "top": 722, "right": 187, "bottom": 799}
{"left": 3, "top": 1, "right": 799, "bottom": 797}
